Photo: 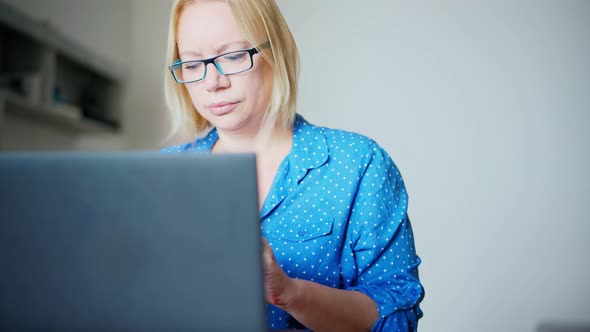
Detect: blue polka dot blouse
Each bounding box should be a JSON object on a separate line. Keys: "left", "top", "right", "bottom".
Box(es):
{"left": 161, "top": 115, "right": 424, "bottom": 331}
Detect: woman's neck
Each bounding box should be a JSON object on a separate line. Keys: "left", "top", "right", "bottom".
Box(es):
{"left": 212, "top": 122, "right": 293, "bottom": 157}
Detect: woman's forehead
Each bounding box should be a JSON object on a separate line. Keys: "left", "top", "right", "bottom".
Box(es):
{"left": 177, "top": 1, "right": 249, "bottom": 57}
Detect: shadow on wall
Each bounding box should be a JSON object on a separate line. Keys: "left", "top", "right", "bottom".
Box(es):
{"left": 536, "top": 322, "right": 590, "bottom": 332}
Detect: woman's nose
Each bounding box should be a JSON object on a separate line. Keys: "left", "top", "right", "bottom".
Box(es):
{"left": 204, "top": 63, "right": 230, "bottom": 92}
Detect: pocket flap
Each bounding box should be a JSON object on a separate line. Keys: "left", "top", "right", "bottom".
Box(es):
{"left": 269, "top": 218, "right": 334, "bottom": 242}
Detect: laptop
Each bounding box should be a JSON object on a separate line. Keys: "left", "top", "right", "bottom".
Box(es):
{"left": 0, "top": 152, "right": 267, "bottom": 332}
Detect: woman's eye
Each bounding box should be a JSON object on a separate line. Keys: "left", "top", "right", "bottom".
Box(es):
{"left": 183, "top": 63, "right": 202, "bottom": 71}
{"left": 224, "top": 53, "right": 247, "bottom": 62}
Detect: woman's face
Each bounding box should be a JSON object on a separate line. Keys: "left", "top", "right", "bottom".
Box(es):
{"left": 176, "top": 0, "right": 273, "bottom": 134}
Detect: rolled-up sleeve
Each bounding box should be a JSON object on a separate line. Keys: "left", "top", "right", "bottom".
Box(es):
{"left": 344, "top": 142, "right": 424, "bottom": 332}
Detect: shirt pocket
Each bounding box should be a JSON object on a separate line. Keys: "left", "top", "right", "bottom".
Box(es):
{"left": 267, "top": 218, "right": 334, "bottom": 243}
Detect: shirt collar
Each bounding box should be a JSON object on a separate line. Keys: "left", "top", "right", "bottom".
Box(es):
{"left": 260, "top": 114, "right": 329, "bottom": 218}
{"left": 190, "top": 114, "right": 329, "bottom": 174}
{"left": 189, "top": 128, "right": 218, "bottom": 152}
{"left": 289, "top": 114, "right": 329, "bottom": 179}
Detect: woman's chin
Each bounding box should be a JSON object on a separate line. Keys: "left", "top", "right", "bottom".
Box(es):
{"left": 206, "top": 111, "right": 263, "bottom": 133}
{"left": 209, "top": 115, "right": 247, "bottom": 132}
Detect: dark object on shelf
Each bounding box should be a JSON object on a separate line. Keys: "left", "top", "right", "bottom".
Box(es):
{"left": 0, "top": 73, "right": 42, "bottom": 102}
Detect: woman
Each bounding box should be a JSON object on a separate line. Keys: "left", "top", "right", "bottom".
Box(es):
{"left": 161, "top": 0, "right": 424, "bottom": 331}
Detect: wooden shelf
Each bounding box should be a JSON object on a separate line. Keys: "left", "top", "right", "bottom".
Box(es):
{"left": 0, "top": 90, "right": 115, "bottom": 134}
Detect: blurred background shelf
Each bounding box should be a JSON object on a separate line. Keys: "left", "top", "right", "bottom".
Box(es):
{"left": 0, "top": 0, "right": 125, "bottom": 150}
{"left": 0, "top": 90, "right": 116, "bottom": 134}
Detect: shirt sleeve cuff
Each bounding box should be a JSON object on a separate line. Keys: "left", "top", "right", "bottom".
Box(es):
{"left": 347, "top": 282, "right": 424, "bottom": 317}
{"left": 368, "top": 308, "right": 423, "bottom": 332}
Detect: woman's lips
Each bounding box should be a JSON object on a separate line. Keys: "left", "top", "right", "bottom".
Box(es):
{"left": 207, "top": 101, "right": 239, "bottom": 116}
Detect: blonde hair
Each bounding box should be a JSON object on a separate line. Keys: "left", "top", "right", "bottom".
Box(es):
{"left": 164, "top": 0, "right": 299, "bottom": 140}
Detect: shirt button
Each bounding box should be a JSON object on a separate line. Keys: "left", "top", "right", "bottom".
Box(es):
{"left": 298, "top": 229, "right": 306, "bottom": 237}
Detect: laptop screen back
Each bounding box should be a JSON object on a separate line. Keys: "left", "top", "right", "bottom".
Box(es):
{"left": 0, "top": 152, "right": 266, "bottom": 332}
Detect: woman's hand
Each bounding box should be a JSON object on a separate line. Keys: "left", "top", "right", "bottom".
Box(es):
{"left": 261, "top": 237, "right": 380, "bottom": 331}
{"left": 261, "top": 237, "right": 297, "bottom": 309}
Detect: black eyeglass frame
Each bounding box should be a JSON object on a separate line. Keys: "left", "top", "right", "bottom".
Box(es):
{"left": 169, "top": 46, "right": 262, "bottom": 84}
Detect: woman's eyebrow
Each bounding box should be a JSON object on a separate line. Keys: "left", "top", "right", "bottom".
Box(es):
{"left": 179, "top": 50, "right": 202, "bottom": 58}
{"left": 216, "top": 40, "right": 250, "bottom": 53}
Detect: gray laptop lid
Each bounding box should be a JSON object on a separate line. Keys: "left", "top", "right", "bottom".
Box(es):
{"left": 0, "top": 152, "right": 266, "bottom": 332}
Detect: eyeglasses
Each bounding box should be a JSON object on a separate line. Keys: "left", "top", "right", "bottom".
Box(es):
{"left": 169, "top": 46, "right": 261, "bottom": 84}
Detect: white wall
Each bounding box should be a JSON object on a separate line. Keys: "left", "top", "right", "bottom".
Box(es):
{"left": 124, "top": 0, "right": 176, "bottom": 149}
{"left": 277, "top": 0, "right": 590, "bottom": 331}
